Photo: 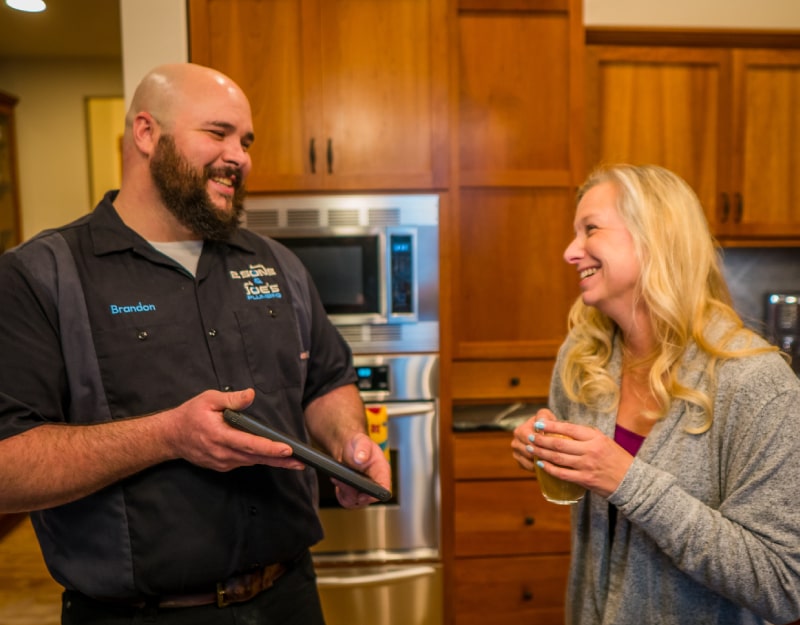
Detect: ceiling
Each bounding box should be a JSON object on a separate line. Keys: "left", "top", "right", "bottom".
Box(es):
{"left": 0, "top": 0, "right": 121, "bottom": 61}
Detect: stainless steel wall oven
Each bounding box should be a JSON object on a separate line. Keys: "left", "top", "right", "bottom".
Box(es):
{"left": 244, "top": 194, "right": 442, "bottom": 624}
{"left": 314, "top": 354, "right": 441, "bottom": 625}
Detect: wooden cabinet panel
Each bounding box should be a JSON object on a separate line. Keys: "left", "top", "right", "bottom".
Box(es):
{"left": 188, "top": 0, "right": 447, "bottom": 192}
{"left": 585, "top": 46, "right": 729, "bottom": 228}
{"left": 189, "top": 0, "right": 315, "bottom": 191}
{"left": 450, "top": 188, "right": 578, "bottom": 361}
{"left": 451, "top": 358, "right": 554, "bottom": 401}
{"left": 453, "top": 554, "right": 570, "bottom": 625}
{"left": 455, "top": 480, "right": 571, "bottom": 556}
{"left": 586, "top": 42, "right": 800, "bottom": 242}
{"left": 453, "top": 430, "right": 532, "bottom": 479}
{"left": 725, "top": 48, "right": 800, "bottom": 238}
{"left": 458, "top": 11, "right": 572, "bottom": 186}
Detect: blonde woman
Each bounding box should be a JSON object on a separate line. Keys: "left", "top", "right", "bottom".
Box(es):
{"left": 512, "top": 164, "right": 800, "bottom": 625}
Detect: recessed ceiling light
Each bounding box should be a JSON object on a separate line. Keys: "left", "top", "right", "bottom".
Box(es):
{"left": 5, "top": 0, "right": 47, "bottom": 12}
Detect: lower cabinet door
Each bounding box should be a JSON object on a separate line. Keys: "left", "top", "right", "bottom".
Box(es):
{"left": 453, "top": 555, "right": 570, "bottom": 625}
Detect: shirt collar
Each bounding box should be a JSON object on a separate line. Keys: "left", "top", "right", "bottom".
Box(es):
{"left": 88, "top": 190, "right": 257, "bottom": 256}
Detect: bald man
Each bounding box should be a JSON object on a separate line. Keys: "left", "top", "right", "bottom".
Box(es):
{"left": 0, "top": 63, "right": 390, "bottom": 624}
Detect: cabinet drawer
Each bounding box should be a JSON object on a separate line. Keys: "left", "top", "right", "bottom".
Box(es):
{"left": 451, "top": 359, "right": 553, "bottom": 400}
{"left": 453, "top": 554, "right": 570, "bottom": 625}
{"left": 455, "top": 480, "right": 571, "bottom": 556}
{"left": 454, "top": 431, "right": 534, "bottom": 480}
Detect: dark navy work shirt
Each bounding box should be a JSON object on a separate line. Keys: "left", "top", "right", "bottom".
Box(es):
{"left": 0, "top": 191, "right": 357, "bottom": 598}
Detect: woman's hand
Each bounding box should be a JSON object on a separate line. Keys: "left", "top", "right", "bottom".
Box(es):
{"left": 512, "top": 410, "right": 635, "bottom": 498}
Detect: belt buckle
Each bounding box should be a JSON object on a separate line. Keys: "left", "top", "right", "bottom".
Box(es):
{"left": 216, "top": 583, "right": 230, "bottom": 608}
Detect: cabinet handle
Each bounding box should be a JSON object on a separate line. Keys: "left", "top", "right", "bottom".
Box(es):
{"left": 524, "top": 515, "right": 535, "bottom": 526}
{"left": 522, "top": 589, "right": 534, "bottom": 602}
{"left": 309, "top": 138, "right": 316, "bottom": 174}
{"left": 326, "top": 138, "right": 333, "bottom": 174}
{"left": 509, "top": 377, "right": 520, "bottom": 387}
{"left": 734, "top": 192, "right": 743, "bottom": 223}
{"left": 720, "top": 192, "right": 729, "bottom": 223}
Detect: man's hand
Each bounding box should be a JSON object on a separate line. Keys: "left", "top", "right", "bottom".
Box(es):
{"left": 161, "top": 388, "right": 305, "bottom": 472}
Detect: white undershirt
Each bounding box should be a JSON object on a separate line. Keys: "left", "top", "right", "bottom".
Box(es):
{"left": 149, "top": 240, "right": 204, "bottom": 276}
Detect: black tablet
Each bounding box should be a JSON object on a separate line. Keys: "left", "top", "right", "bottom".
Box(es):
{"left": 223, "top": 409, "right": 392, "bottom": 502}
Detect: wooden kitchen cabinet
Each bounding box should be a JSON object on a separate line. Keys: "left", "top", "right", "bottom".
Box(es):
{"left": 447, "top": 0, "right": 584, "bottom": 367}
{"left": 188, "top": 0, "right": 448, "bottom": 192}
{"left": 586, "top": 39, "right": 800, "bottom": 243}
{"left": 452, "top": 432, "right": 571, "bottom": 625}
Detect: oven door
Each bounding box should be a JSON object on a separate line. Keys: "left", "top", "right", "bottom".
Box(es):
{"left": 312, "top": 401, "right": 439, "bottom": 561}
{"left": 316, "top": 563, "right": 443, "bottom": 625}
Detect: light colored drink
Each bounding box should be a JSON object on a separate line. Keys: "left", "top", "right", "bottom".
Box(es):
{"left": 534, "top": 433, "right": 586, "bottom": 505}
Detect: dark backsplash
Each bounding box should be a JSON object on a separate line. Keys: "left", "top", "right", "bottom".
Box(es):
{"left": 721, "top": 247, "right": 800, "bottom": 337}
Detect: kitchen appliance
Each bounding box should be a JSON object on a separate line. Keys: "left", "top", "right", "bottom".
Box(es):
{"left": 244, "top": 194, "right": 439, "bottom": 354}
{"left": 312, "top": 353, "right": 441, "bottom": 625}
{"left": 765, "top": 292, "right": 800, "bottom": 375}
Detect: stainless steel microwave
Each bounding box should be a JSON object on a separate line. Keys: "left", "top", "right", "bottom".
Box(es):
{"left": 243, "top": 195, "right": 439, "bottom": 354}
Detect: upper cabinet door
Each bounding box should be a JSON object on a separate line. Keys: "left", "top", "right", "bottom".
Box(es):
{"left": 585, "top": 46, "right": 730, "bottom": 230}
{"left": 189, "top": 0, "right": 447, "bottom": 193}
{"left": 458, "top": 5, "right": 577, "bottom": 187}
{"left": 317, "top": 0, "right": 448, "bottom": 190}
{"left": 721, "top": 48, "right": 800, "bottom": 238}
{"left": 189, "top": 0, "right": 321, "bottom": 191}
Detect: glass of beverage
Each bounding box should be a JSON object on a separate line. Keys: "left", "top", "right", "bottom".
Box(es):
{"left": 534, "top": 432, "right": 586, "bottom": 505}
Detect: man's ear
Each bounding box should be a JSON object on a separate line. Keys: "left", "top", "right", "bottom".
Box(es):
{"left": 130, "top": 112, "right": 160, "bottom": 156}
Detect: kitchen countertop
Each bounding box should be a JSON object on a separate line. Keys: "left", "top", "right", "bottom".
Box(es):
{"left": 452, "top": 402, "right": 546, "bottom": 432}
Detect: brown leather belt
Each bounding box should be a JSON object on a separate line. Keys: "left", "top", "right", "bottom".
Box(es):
{"left": 90, "top": 560, "right": 289, "bottom": 609}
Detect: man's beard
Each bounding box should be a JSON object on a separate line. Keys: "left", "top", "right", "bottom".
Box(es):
{"left": 150, "top": 134, "right": 246, "bottom": 241}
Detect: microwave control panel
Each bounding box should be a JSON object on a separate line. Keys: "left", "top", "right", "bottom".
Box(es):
{"left": 389, "top": 233, "right": 414, "bottom": 315}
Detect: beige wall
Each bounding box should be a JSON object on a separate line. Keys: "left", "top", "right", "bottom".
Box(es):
{"left": 0, "top": 59, "right": 122, "bottom": 239}
{"left": 584, "top": 0, "right": 800, "bottom": 29}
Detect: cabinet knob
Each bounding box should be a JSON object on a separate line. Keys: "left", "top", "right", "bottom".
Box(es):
{"left": 522, "top": 589, "right": 534, "bottom": 602}
{"left": 309, "top": 138, "right": 316, "bottom": 174}
{"left": 524, "top": 515, "right": 535, "bottom": 526}
{"left": 509, "top": 377, "right": 520, "bottom": 387}
{"left": 720, "top": 192, "right": 729, "bottom": 223}
{"left": 327, "top": 138, "right": 334, "bottom": 174}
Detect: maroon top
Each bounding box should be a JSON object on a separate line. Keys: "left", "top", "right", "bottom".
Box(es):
{"left": 615, "top": 423, "right": 646, "bottom": 456}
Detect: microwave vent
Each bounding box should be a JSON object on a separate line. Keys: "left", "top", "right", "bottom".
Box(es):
{"left": 328, "top": 209, "right": 360, "bottom": 227}
{"left": 336, "top": 324, "right": 404, "bottom": 345}
{"left": 368, "top": 207, "right": 401, "bottom": 226}
{"left": 287, "top": 209, "right": 322, "bottom": 228}
{"left": 245, "top": 210, "right": 279, "bottom": 231}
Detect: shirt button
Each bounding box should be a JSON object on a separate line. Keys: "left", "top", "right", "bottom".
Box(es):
{"left": 250, "top": 506, "right": 258, "bottom": 516}
{"left": 137, "top": 330, "right": 148, "bottom": 340}
{"left": 223, "top": 385, "right": 234, "bottom": 392}
{"left": 208, "top": 329, "right": 217, "bottom": 337}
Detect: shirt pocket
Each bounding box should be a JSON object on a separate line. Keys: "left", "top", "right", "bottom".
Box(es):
{"left": 234, "top": 306, "right": 305, "bottom": 394}
{"left": 93, "top": 322, "right": 211, "bottom": 416}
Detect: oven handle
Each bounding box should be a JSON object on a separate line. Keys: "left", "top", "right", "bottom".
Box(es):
{"left": 315, "top": 565, "right": 437, "bottom": 587}
{"left": 365, "top": 402, "right": 436, "bottom": 418}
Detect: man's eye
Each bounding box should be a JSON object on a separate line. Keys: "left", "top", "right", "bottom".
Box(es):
{"left": 208, "top": 129, "right": 225, "bottom": 138}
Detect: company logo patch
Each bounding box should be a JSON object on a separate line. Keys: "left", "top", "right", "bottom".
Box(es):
{"left": 109, "top": 301, "right": 157, "bottom": 315}
{"left": 229, "top": 263, "right": 283, "bottom": 301}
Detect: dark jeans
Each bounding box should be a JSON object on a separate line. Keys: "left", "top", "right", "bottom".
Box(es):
{"left": 61, "top": 552, "right": 325, "bottom": 625}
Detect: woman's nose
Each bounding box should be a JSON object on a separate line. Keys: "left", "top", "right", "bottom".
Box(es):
{"left": 563, "top": 236, "right": 582, "bottom": 264}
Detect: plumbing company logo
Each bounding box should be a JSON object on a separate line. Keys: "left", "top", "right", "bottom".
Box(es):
{"left": 229, "top": 263, "right": 283, "bottom": 301}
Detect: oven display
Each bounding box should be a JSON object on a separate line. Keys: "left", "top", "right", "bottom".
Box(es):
{"left": 356, "top": 365, "right": 390, "bottom": 393}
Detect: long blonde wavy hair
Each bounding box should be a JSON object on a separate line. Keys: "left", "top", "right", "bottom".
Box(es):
{"left": 559, "top": 164, "right": 775, "bottom": 433}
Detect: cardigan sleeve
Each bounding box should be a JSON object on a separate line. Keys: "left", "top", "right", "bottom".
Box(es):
{"left": 607, "top": 352, "right": 800, "bottom": 623}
